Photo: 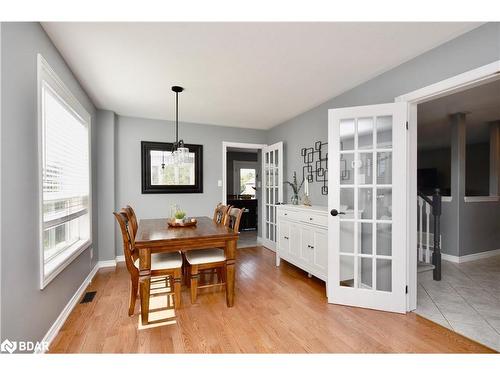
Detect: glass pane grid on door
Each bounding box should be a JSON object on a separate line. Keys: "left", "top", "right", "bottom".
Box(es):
{"left": 339, "top": 115, "right": 393, "bottom": 292}
{"left": 264, "top": 146, "right": 281, "bottom": 245}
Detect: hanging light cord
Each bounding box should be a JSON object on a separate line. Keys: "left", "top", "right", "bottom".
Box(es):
{"left": 175, "top": 90, "right": 179, "bottom": 146}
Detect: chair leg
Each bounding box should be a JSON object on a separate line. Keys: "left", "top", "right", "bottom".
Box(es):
{"left": 173, "top": 268, "right": 182, "bottom": 309}
{"left": 190, "top": 264, "right": 199, "bottom": 304}
{"left": 129, "top": 277, "right": 138, "bottom": 316}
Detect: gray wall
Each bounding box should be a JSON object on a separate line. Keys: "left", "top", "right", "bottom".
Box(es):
{"left": 112, "top": 115, "right": 267, "bottom": 256}
{"left": 0, "top": 22, "right": 98, "bottom": 344}
{"left": 465, "top": 143, "right": 490, "bottom": 196}
{"left": 268, "top": 23, "right": 500, "bottom": 206}
{"left": 96, "top": 110, "right": 116, "bottom": 261}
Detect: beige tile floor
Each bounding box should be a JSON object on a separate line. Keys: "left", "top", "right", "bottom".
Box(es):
{"left": 416, "top": 255, "right": 500, "bottom": 351}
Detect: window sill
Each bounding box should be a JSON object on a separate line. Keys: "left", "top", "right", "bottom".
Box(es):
{"left": 464, "top": 196, "right": 500, "bottom": 203}
{"left": 41, "top": 239, "right": 92, "bottom": 289}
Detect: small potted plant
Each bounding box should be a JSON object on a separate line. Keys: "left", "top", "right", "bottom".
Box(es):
{"left": 174, "top": 210, "right": 186, "bottom": 224}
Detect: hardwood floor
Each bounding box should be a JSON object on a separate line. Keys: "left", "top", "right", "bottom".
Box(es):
{"left": 49, "top": 247, "right": 495, "bottom": 353}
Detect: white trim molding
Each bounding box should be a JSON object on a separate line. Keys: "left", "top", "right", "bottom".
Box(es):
{"left": 441, "top": 248, "right": 500, "bottom": 264}
{"left": 395, "top": 60, "right": 500, "bottom": 104}
{"left": 464, "top": 196, "right": 500, "bottom": 203}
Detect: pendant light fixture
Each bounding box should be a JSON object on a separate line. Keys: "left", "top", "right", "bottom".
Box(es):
{"left": 161, "top": 85, "right": 189, "bottom": 168}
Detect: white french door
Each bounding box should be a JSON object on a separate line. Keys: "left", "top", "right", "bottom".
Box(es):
{"left": 328, "top": 103, "right": 408, "bottom": 313}
{"left": 261, "top": 142, "right": 283, "bottom": 251}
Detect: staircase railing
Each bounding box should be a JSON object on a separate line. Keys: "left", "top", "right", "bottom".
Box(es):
{"left": 417, "top": 188, "right": 442, "bottom": 281}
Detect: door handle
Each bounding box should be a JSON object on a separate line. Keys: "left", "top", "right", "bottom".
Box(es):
{"left": 330, "top": 209, "right": 346, "bottom": 216}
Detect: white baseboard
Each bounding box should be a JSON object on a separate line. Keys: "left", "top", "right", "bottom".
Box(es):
{"left": 256, "top": 236, "right": 264, "bottom": 244}
{"left": 115, "top": 255, "right": 125, "bottom": 263}
{"left": 98, "top": 259, "right": 117, "bottom": 268}
{"left": 37, "top": 262, "right": 100, "bottom": 353}
{"left": 441, "top": 248, "right": 500, "bottom": 263}
{"left": 441, "top": 253, "right": 460, "bottom": 263}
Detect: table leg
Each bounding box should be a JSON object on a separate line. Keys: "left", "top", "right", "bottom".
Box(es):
{"left": 225, "top": 239, "right": 237, "bottom": 307}
{"left": 139, "top": 248, "right": 151, "bottom": 325}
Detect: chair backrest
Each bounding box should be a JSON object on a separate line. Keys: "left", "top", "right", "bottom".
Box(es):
{"left": 224, "top": 207, "right": 244, "bottom": 233}
{"left": 123, "top": 205, "right": 138, "bottom": 237}
{"left": 113, "top": 211, "right": 138, "bottom": 277}
{"left": 213, "top": 203, "right": 230, "bottom": 224}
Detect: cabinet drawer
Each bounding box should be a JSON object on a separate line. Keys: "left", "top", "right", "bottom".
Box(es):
{"left": 300, "top": 212, "right": 328, "bottom": 227}
{"left": 277, "top": 209, "right": 301, "bottom": 221}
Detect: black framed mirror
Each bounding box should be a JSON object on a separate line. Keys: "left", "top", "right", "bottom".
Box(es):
{"left": 141, "top": 141, "right": 203, "bottom": 194}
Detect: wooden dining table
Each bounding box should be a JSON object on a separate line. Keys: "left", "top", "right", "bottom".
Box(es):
{"left": 134, "top": 216, "right": 239, "bottom": 324}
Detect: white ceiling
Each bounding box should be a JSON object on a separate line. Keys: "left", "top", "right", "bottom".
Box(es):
{"left": 42, "top": 22, "right": 481, "bottom": 130}
{"left": 418, "top": 78, "right": 500, "bottom": 150}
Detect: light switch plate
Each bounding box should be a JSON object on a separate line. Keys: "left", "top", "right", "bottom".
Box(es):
{"left": 217, "top": 180, "right": 222, "bottom": 187}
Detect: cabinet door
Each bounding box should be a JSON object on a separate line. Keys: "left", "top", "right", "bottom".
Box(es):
{"left": 277, "top": 219, "right": 290, "bottom": 256}
{"left": 312, "top": 229, "right": 328, "bottom": 278}
{"left": 300, "top": 226, "right": 314, "bottom": 265}
{"left": 289, "top": 222, "right": 301, "bottom": 259}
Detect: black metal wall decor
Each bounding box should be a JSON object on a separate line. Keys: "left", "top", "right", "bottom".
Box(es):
{"left": 301, "top": 140, "right": 328, "bottom": 195}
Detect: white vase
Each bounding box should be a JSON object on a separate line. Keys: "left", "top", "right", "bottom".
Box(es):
{"left": 175, "top": 218, "right": 184, "bottom": 224}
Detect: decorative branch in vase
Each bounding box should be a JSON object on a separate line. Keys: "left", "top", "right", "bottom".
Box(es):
{"left": 284, "top": 171, "right": 304, "bottom": 205}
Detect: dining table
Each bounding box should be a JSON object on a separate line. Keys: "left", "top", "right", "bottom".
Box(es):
{"left": 134, "top": 216, "right": 239, "bottom": 324}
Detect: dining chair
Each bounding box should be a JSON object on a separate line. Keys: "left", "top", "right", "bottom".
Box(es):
{"left": 113, "top": 210, "right": 183, "bottom": 316}
{"left": 182, "top": 203, "right": 231, "bottom": 285}
{"left": 213, "top": 202, "right": 231, "bottom": 224}
{"left": 123, "top": 205, "right": 138, "bottom": 237}
{"left": 185, "top": 206, "right": 244, "bottom": 304}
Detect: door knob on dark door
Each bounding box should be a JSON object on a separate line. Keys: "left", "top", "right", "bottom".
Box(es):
{"left": 330, "top": 209, "right": 346, "bottom": 216}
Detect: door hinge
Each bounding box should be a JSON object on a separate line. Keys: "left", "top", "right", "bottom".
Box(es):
{"left": 405, "top": 285, "right": 408, "bottom": 294}
{"left": 405, "top": 121, "right": 408, "bottom": 130}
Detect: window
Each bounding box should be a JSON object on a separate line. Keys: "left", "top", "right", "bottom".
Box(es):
{"left": 38, "top": 55, "right": 92, "bottom": 288}
{"left": 239, "top": 168, "right": 256, "bottom": 197}
{"left": 141, "top": 141, "right": 203, "bottom": 194}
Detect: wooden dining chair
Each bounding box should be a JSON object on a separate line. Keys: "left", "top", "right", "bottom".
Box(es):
{"left": 123, "top": 205, "right": 138, "bottom": 237}
{"left": 185, "top": 206, "right": 244, "bottom": 304}
{"left": 213, "top": 202, "right": 230, "bottom": 224}
{"left": 182, "top": 203, "right": 231, "bottom": 285}
{"left": 113, "top": 210, "right": 183, "bottom": 316}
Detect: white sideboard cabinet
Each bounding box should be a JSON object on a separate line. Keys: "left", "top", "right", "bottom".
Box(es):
{"left": 276, "top": 204, "right": 328, "bottom": 282}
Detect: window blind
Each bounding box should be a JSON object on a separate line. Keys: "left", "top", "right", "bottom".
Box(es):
{"left": 41, "top": 83, "right": 90, "bottom": 262}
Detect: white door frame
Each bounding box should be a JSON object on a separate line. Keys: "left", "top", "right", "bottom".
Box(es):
{"left": 222, "top": 142, "right": 267, "bottom": 245}
{"left": 395, "top": 59, "right": 500, "bottom": 311}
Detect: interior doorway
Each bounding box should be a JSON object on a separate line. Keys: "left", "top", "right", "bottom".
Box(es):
{"left": 222, "top": 141, "right": 283, "bottom": 251}
{"left": 227, "top": 147, "right": 261, "bottom": 248}
{"left": 397, "top": 61, "right": 500, "bottom": 351}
